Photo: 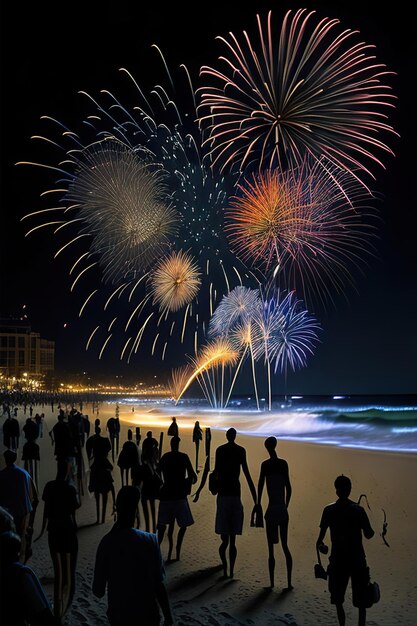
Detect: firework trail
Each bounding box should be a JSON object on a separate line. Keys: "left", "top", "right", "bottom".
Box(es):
{"left": 208, "top": 286, "right": 262, "bottom": 407}
{"left": 176, "top": 337, "right": 239, "bottom": 406}
{"left": 226, "top": 158, "right": 378, "bottom": 306}
{"left": 198, "top": 9, "right": 397, "bottom": 180}
{"left": 167, "top": 365, "right": 193, "bottom": 401}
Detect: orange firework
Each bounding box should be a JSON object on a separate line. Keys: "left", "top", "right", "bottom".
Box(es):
{"left": 227, "top": 159, "right": 376, "bottom": 304}
{"left": 175, "top": 337, "right": 239, "bottom": 403}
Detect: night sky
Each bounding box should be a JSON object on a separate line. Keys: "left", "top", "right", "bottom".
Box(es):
{"left": 1, "top": 2, "right": 416, "bottom": 395}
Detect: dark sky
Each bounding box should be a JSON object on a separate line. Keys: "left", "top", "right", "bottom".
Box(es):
{"left": 1, "top": 2, "right": 416, "bottom": 394}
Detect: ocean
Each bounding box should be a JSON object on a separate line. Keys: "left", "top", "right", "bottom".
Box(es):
{"left": 112, "top": 394, "right": 417, "bottom": 454}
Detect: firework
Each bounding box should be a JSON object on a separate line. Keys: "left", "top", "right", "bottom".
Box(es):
{"left": 252, "top": 290, "right": 320, "bottom": 372}
{"left": 198, "top": 9, "right": 397, "bottom": 178}
{"left": 151, "top": 250, "right": 201, "bottom": 313}
{"left": 250, "top": 288, "right": 320, "bottom": 409}
{"left": 19, "top": 50, "right": 254, "bottom": 362}
{"left": 167, "top": 365, "right": 193, "bottom": 401}
{"left": 227, "top": 159, "right": 377, "bottom": 305}
{"left": 176, "top": 337, "right": 239, "bottom": 404}
{"left": 66, "top": 142, "right": 178, "bottom": 284}
{"left": 208, "top": 286, "right": 261, "bottom": 337}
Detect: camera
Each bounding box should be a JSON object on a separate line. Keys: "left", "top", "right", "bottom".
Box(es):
{"left": 314, "top": 563, "right": 328, "bottom": 580}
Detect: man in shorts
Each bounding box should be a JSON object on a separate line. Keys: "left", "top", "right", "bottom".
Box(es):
{"left": 214, "top": 428, "right": 257, "bottom": 578}
{"left": 256, "top": 436, "right": 293, "bottom": 589}
{"left": 157, "top": 436, "right": 197, "bottom": 561}
{"left": 316, "top": 475, "right": 374, "bottom": 626}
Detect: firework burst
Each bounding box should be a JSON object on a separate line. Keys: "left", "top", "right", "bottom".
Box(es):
{"left": 251, "top": 288, "right": 320, "bottom": 409}
{"left": 208, "top": 286, "right": 261, "bottom": 337}
{"left": 198, "top": 9, "right": 397, "bottom": 179}
{"left": 227, "top": 158, "right": 377, "bottom": 305}
{"left": 151, "top": 250, "right": 201, "bottom": 313}
{"left": 66, "top": 142, "right": 178, "bottom": 284}
{"left": 252, "top": 289, "right": 320, "bottom": 372}
{"left": 18, "top": 49, "right": 255, "bottom": 362}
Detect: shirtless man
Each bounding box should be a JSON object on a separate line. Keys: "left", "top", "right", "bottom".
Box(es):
{"left": 256, "top": 436, "right": 293, "bottom": 589}
{"left": 214, "top": 428, "right": 256, "bottom": 579}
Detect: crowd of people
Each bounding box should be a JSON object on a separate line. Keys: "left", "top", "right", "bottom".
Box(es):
{"left": 0, "top": 399, "right": 378, "bottom": 626}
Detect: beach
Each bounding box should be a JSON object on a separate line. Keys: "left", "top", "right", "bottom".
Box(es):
{"left": 1, "top": 401, "right": 416, "bottom": 626}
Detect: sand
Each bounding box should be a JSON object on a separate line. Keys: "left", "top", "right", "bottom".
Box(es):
{"left": 1, "top": 401, "right": 416, "bottom": 626}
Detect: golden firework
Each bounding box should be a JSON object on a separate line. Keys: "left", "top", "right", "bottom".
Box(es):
{"left": 167, "top": 365, "right": 192, "bottom": 401}
{"left": 151, "top": 250, "right": 201, "bottom": 313}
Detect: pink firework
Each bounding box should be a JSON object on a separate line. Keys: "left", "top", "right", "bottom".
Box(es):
{"left": 198, "top": 9, "right": 397, "bottom": 179}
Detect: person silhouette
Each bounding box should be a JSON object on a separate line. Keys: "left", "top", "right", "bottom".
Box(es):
{"left": 157, "top": 436, "right": 197, "bottom": 561}
{"left": 37, "top": 462, "right": 80, "bottom": 621}
{"left": 0, "top": 449, "right": 39, "bottom": 562}
{"left": 134, "top": 454, "right": 162, "bottom": 534}
{"left": 106, "top": 416, "right": 121, "bottom": 462}
{"left": 3, "top": 415, "right": 20, "bottom": 449}
{"left": 316, "top": 475, "right": 375, "bottom": 626}
{"left": 141, "top": 431, "right": 159, "bottom": 468}
{"left": 167, "top": 417, "right": 179, "bottom": 438}
{"left": 192, "top": 421, "right": 203, "bottom": 472}
{"left": 23, "top": 417, "right": 39, "bottom": 443}
{"left": 35, "top": 412, "right": 44, "bottom": 438}
{"left": 22, "top": 417, "right": 41, "bottom": 491}
{"left": 255, "top": 436, "right": 293, "bottom": 590}
{"left": 81, "top": 414, "right": 90, "bottom": 447}
{"left": 117, "top": 429, "right": 139, "bottom": 486}
{"left": 212, "top": 427, "right": 257, "bottom": 578}
{"left": 86, "top": 426, "right": 116, "bottom": 524}
{"left": 93, "top": 485, "right": 174, "bottom": 626}
{"left": 0, "top": 516, "right": 60, "bottom": 626}
{"left": 22, "top": 440, "right": 40, "bottom": 492}
{"left": 49, "top": 410, "right": 75, "bottom": 467}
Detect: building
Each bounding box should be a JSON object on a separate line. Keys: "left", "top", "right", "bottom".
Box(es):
{"left": 0, "top": 319, "right": 55, "bottom": 381}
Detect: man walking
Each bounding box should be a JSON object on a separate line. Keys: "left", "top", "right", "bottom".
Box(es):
{"left": 256, "top": 436, "right": 293, "bottom": 589}
{"left": 157, "top": 436, "right": 197, "bottom": 561}
{"left": 213, "top": 428, "right": 257, "bottom": 579}
{"left": 93, "top": 486, "right": 174, "bottom": 626}
{"left": 316, "top": 475, "right": 374, "bottom": 626}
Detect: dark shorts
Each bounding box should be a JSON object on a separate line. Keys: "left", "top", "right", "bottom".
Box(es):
{"left": 215, "top": 496, "right": 244, "bottom": 536}
{"left": 328, "top": 561, "right": 370, "bottom": 607}
{"left": 157, "top": 499, "right": 194, "bottom": 527}
{"left": 264, "top": 506, "right": 289, "bottom": 544}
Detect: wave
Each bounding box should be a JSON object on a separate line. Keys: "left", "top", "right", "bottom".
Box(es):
{"left": 110, "top": 395, "right": 417, "bottom": 453}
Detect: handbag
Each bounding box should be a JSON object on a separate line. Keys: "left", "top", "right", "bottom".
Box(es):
{"left": 365, "top": 579, "right": 380, "bottom": 608}
{"left": 208, "top": 471, "right": 218, "bottom": 495}
{"left": 314, "top": 546, "right": 328, "bottom": 580}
